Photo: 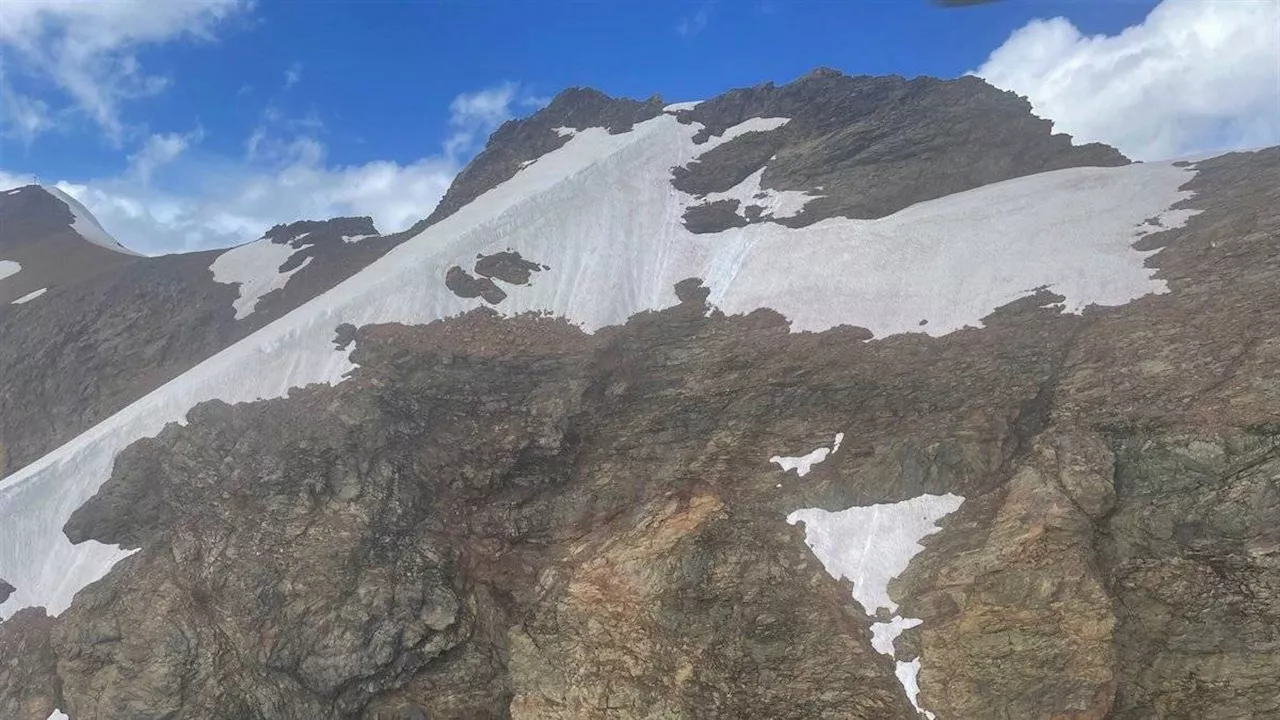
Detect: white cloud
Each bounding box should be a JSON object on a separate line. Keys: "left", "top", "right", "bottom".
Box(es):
{"left": 284, "top": 62, "right": 303, "bottom": 90}
{"left": 128, "top": 128, "right": 203, "bottom": 182}
{"left": 677, "top": 2, "right": 714, "bottom": 37}
{"left": 40, "top": 152, "right": 460, "bottom": 255}
{"left": 0, "top": 169, "right": 37, "bottom": 189}
{"left": 0, "top": 83, "right": 535, "bottom": 255}
{"left": 0, "top": 0, "right": 250, "bottom": 143}
{"left": 974, "top": 0, "right": 1280, "bottom": 160}
{"left": 444, "top": 82, "right": 520, "bottom": 157}
{"left": 0, "top": 84, "right": 56, "bottom": 144}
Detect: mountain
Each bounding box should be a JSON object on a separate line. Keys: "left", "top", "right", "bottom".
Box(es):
{"left": 0, "top": 185, "right": 142, "bottom": 306}
{"left": 0, "top": 192, "right": 420, "bottom": 481}
{"left": 1, "top": 70, "right": 1278, "bottom": 719}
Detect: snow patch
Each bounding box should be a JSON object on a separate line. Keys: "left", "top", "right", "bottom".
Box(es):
{"left": 44, "top": 186, "right": 141, "bottom": 256}
{"left": 788, "top": 493, "right": 963, "bottom": 717}
{"left": 554, "top": 126, "right": 578, "bottom": 138}
{"left": 46, "top": 710, "right": 69, "bottom": 720}
{"left": 896, "top": 658, "right": 933, "bottom": 718}
{"left": 4, "top": 188, "right": 21, "bottom": 195}
{"left": 12, "top": 287, "right": 47, "bottom": 304}
{"left": 663, "top": 100, "right": 702, "bottom": 112}
{"left": 0, "top": 260, "right": 20, "bottom": 281}
{"left": 342, "top": 233, "right": 378, "bottom": 244}
{"left": 700, "top": 166, "right": 818, "bottom": 220}
{"left": 209, "top": 240, "right": 314, "bottom": 320}
{"left": 771, "top": 432, "right": 844, "bottom": 477}
{"left": 699, "top": 116, "right": 791, "bottom": 152}
{"left": 0, "top": 112, "right": 1199, "bottom": 620}
{"left": 870, "top": 615, "right": 923, "bottom": 656}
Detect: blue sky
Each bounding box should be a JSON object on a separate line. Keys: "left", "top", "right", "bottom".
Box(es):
{"left": 1, "top": 0, "right": 1276, "bottom": 253}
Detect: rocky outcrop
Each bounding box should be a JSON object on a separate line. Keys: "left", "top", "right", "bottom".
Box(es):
{"left": 0, "top": 607, "right": 58, "bottom": 720}
{"left": 445, "top": 265, "right": 507, "bottom": 304}
{"left": 474, "top": 250, "right": 546, "bottom": 285}
{"left": 672, "top": 71, "right": 1128, "bottom": 232}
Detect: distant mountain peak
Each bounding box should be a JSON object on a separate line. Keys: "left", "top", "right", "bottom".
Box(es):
{"left": 41, "top": 185, "right": 142, "bottom": 257}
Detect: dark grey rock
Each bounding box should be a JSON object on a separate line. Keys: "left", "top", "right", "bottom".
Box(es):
{"left": 473, "top": 250, "right": 545, "bottom": 285}
{"left": 444, "top": 266, "right": 507, "bottom": 304}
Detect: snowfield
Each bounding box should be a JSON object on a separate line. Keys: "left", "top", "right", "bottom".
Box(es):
{"left": 1, "top": 111, "right": 1199, "bottom": 621}
{"left": 210, "top": 238, "right": 315, "bottom": 319}
{"left": 0, "top": 260, "right": 19, "bottom": 282}
{"left": 788, "top": 493, "right": 966, "bottom": 718}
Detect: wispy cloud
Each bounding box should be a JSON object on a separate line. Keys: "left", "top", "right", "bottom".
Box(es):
{"left": 0, "top": 84, "right": 56, "bottom": 145}
{"left": 127, "top": 127, "right": 205, "bottom": 183}
{"left": 0, "top": 0, "right": 250, "bottom": 144}
{"left": 284, "top": 62, "right": 303, "bottom": 90}
{"left": 677, "top": 2, "right": 714, "bottom": 37}
{"left": 444, "top": 82, "right": 548, "bottom": 159}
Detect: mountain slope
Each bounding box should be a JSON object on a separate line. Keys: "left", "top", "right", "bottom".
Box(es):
{"left": 2, "top": 70, "right": 1277, "bottom": 719}
{"left": 0, "top": 199, "right": 408, "bottom": 480}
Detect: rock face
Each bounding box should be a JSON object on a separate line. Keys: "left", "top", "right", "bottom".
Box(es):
{"left": 670, "top": 71, "right": 1128, "bottom": 232}
{"left": 2, "top": 146, "right": 1276, "bottom": 718}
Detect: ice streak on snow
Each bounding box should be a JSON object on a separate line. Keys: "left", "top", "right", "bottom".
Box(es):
{"left": 0, "top": 260, "right": 19, "bottom": 281}
{"left": 770, "top": 433, "right": 843, "bottom": 477}
{"left": 209, "top": 240, "right": 314, "bottom": 319}
{"left": 12, "top": 287, "right": 47, "bottom": 304}
{"left": 0, "top": 111, "right": 1201, "bottom": 617}
{"left": 788, "top": 493, "right": 963, "bottom": 717}
{"left": 44, "top": 186, "right": 142, "bottom": 256}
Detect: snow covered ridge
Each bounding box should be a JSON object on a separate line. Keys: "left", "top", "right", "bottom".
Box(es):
{"left": 209, "top": 238, "right": 315, "bottom": 320}
{"left": 0, "top": 111, "right": 1200, "bottom": 617}
{"left": 43, "top": 186, "right": 142, "bottom": 257}
{"left": 788, "top": 493, "right": 965, "bottom": 718}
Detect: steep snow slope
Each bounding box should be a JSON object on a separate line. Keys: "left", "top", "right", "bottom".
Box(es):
{"left": 0, "top": 111, "right": 1199, "bottom": 616}
{"left": 43, "top": 187, "right": 141, "bottom": 256}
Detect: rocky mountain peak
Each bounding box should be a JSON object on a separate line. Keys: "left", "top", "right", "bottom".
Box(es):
{"left": 0, "top": 185, "right": 141, "bottom": 305}
{"left": 426, "top": 67, "right": 1127, "bottom": 237}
